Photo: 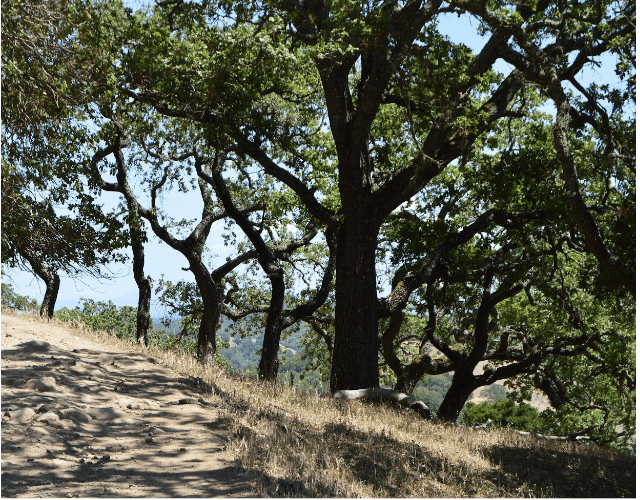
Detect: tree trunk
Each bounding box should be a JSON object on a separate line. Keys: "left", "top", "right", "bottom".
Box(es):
{"left": 40, "top": 272, "right": 60, "bottom": 319}
{"left": 330, "top": 216, "right": 380, "bottom": 392}
{"left": 436, "top": 368, "right": 478, "bottom": 422}
{"left": 20, "top": 247, "right": 60, "bottom": 319}
{"left": 258, "top": 269, "right": 286, "bottom": 380}
{"left": 130, "top": 221, "right": 151, "bottom": 346}
{"left": 333, "top": 387, "right": 434, "bottom": 420}
{"left": 192, "top": 262, "right": 224, "bottom": 365}
{"left": 136, "top": 276, "right": 152, "bottom": 346}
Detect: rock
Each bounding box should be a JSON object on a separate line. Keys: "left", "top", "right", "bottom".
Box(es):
{"left": 36, "top": 404, "right": 60, "bottom": 414}
{"left": 96, "top": 355, "right": 115, "bottom": 366}
{"left": 36, "top": 411, "right": 61, "bottom": 424}
{"left": 85, "top": 407, "right": 123, "bottom": 420}
{"left": 146, "top": 425, "right": 165, "bottom": 435}
{"left": 23, "top": 376, "right": 57, "bottom": 392}
{"left": 85, "top": 406, "right": 136, "bottom": 423}
{"left": 50, "top": 418, "right": 75, "bottom": 429}
{"left": 61, "top": 408, "right": 92, "bottom": 423}
{"left": 6, "top": 408, "right": 36, "bottom": 423}
{"left": 24, "top": 395, "right": 54, "bottom": 405}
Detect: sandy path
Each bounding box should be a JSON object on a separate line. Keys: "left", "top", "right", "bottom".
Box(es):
{"left": 1, "top": 313, "right": 252, "bottom": 498}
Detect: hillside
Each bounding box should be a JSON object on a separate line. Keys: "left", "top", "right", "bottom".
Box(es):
{"left": 3, "top": 311, "right": 635, "bottom": 497}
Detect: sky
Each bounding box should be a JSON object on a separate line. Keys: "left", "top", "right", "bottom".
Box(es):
{"left": 3, "top": 6, "right": 626, "bottom": 316}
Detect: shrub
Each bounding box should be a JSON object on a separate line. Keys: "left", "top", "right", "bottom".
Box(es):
{"left": 1, "top": 283, "right": 38, "bottom": 312}
{"left": 461, "top": 399, "right": 544, "bottom": 432}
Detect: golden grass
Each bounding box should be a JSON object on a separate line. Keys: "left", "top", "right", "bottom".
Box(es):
{"left": 7, "top": 309, "right": 635, "bottom": 497}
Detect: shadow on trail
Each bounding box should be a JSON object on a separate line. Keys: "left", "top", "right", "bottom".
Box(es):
{"left": 1, "top": 337, "right": 252, "bottom": 497}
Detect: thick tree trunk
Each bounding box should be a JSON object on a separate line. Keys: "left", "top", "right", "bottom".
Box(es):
{"left": 258, "top": 269, "right": 286, "bottom": 380}
{"left": 192, "top": 263, "right": 224, "bottom": 365}
{"left": 40, "top": 273, "right": 60, "bottom": 319}
{"left": 436, "top": 369, "right": 478, "bottom": 422}
{"left": 330, "top": 217, "right": 380, "bottom": 392}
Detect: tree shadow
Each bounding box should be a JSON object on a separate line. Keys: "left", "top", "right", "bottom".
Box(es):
{"left": 482, "top": 443, "right": 636, "bottom": 497}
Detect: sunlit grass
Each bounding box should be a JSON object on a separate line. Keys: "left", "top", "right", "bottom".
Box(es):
{"left": 8, "top": 309, "right": 635, "bottom": 498}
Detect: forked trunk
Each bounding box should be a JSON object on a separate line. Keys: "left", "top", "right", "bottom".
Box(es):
{"left": 330, "top": 217, "right": 380, "bottom": 392}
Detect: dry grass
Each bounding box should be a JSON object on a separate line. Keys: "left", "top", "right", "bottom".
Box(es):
{"left": 10, "top": 310, "right": 636, "bottom": 498}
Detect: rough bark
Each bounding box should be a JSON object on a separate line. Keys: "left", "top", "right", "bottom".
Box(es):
{"left": 330, "top": 216, "right": 380, "bottom": 392}
{"left": 130, "top": 217, "right": 152, "bottom": 346}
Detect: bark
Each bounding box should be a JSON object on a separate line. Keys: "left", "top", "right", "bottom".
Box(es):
{"left": 330, "top": 215, "right": 380, "bottom": 392}
{"left": 258, "top": 269, "right": 286, "bottom": 380}
{"left": 136, "top": 275, "right": 152, "bottom": 346}
{"left": 19, "top": 247, "right": 60, "bottom": 319}
{"left": 40, "top": 272, "right": 60, "bottom": 319}
{"left": 194, "top": 268, "right": 223, "bottom": 364}
{"left": 436, "top": 367, "right": 479, "bottom": 422}
{"left": 130, "top": 218, "right": 151, "bottom": 346}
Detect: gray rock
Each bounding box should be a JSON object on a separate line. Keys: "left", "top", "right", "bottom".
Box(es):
{"left": 24, "top": 376, "right": 57, "bottom": 392}
{"left": 61, "top": 408, "right": 92, "bottom": 423}
{"left": 85, "top": 407, "right": 123, "bottom": 421}
{"left": 36, "top": 411, "right": 61, "bottom": 424}
{"left": 6, "top": 408, "right": 36, "bottom": 423}
{"left": 36, "top": 404, "right": 60, "bottom": 414}
{"left": 50, "top": 418, "right": 75, "bottom": 429}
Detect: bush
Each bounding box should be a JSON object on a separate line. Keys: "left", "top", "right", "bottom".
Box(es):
{"left": 55, "top": 298, "right": 137, "bottom": 341}
{"left": 1, "top": 283, "right": 38, "bottom": 312}
{"left": 461, "top": 399, "right": 544, "bottom": 432}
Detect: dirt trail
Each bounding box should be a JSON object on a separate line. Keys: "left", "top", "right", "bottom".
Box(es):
{"left": 1, "top": 312, "right": 252, "bottom": 498}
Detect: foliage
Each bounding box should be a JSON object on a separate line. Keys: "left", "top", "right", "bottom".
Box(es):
{"left": 461, "top": 399, "right": 544, "bottom": 433}
{"left": 55, "top": 299, "right": 139, "bottom": 341}
{"left": 0, "top": 282, "right": 39, "bottom": 312}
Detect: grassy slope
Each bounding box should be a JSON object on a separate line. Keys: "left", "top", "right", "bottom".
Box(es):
{"left": 19, "top": 312, "right": 637, "bottom": 497}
